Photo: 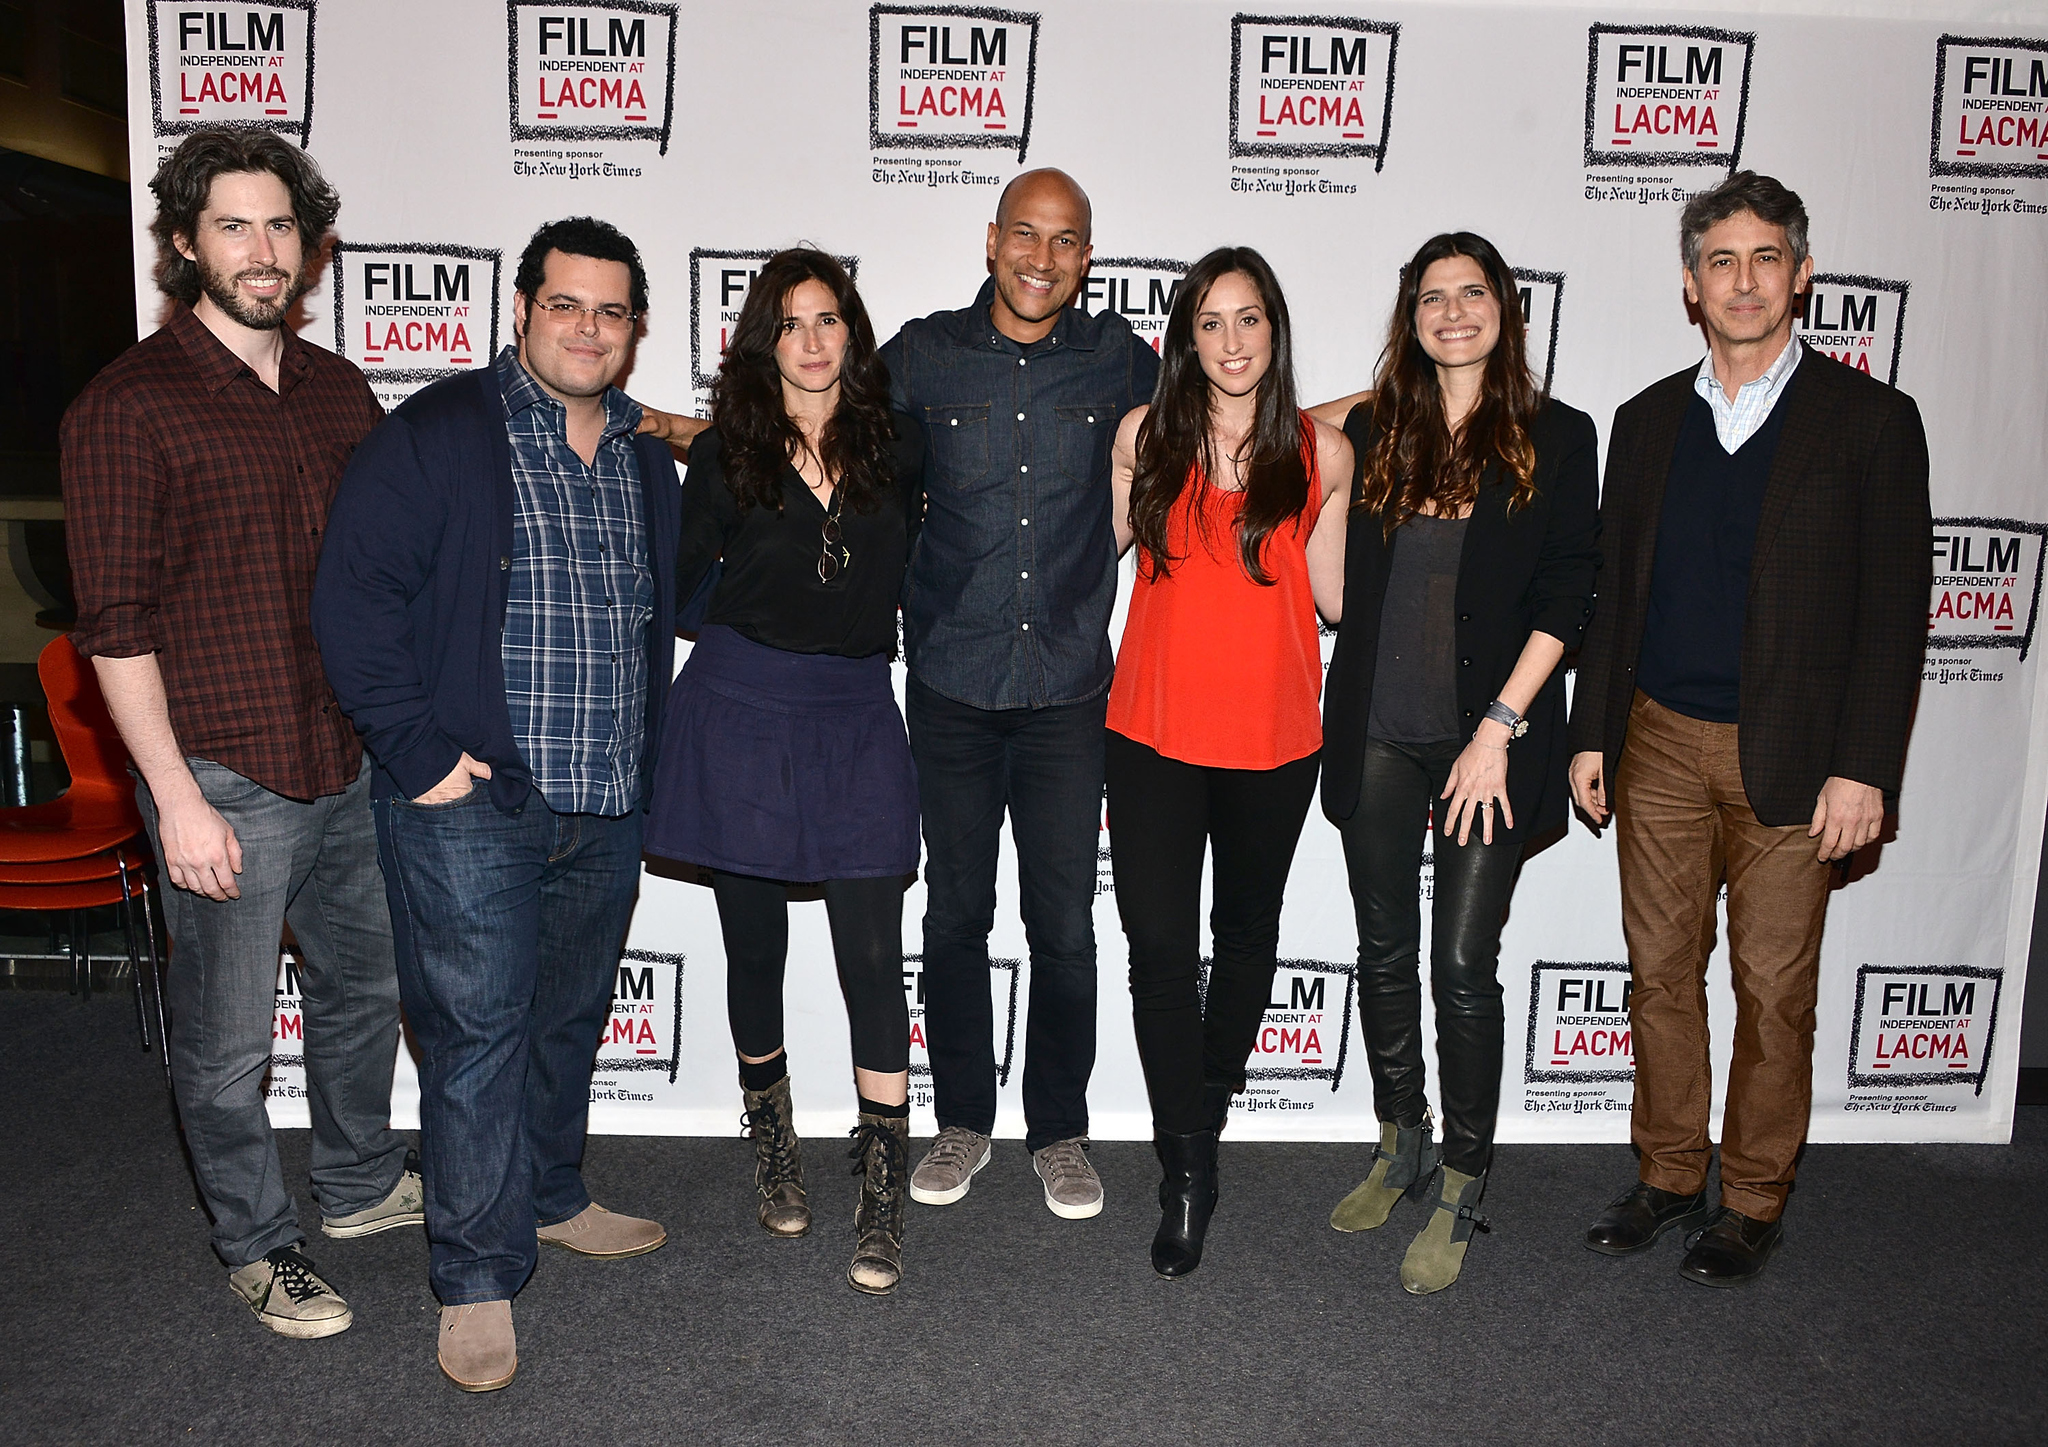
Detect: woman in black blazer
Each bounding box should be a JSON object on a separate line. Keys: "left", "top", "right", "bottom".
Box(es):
{"left": 1309, "top": 232, "right": 1599, "bottom": 1295}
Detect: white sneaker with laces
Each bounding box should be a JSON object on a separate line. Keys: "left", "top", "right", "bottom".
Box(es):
{"left": 1032, "top": 1137, "right": 1104, "bottom": 1219}
{"left": 227, "top": 1246, "right": 353, "bottom": 1338}
{"left": 908, "top": 1126, "right": 992, "bottom": 1205}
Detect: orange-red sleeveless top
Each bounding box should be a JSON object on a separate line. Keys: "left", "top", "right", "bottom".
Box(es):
{"left": 1107, "top": 418, "right": 1323, "bottom": 769}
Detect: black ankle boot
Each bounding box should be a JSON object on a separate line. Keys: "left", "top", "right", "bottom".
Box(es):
{"left": 1151, "top": 1128, "right": 1219, "bottom": 1278}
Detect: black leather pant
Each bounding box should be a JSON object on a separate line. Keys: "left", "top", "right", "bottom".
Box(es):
{"left": 1340, "top": 737, "right": 1522, "bottom": 1176}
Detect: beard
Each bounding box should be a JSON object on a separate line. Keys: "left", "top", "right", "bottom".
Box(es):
{"left": 195, "top": 253, "right": 305, "bottom": 331}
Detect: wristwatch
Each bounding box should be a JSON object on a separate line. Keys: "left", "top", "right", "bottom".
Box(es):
{"left": 1483, "top": 700, "right": 1529, "bottom": 743}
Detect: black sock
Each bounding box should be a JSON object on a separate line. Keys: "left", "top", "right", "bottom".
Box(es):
{"left": 738, "top": 1053, "right": 787, "bottom": 1093}
{"left": 858, "top": 1095, "right": 909, "bottom": 1119}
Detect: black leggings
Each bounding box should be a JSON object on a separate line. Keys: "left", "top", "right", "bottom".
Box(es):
{"left": 713, "top": 871, "right": 910, "bottom": 1075}
{"left": 1104, "top": 730, "right": 1321, "bottom": 1134}
{"left": 1340, "top": 737, "right": 1522, "bottom": 1176}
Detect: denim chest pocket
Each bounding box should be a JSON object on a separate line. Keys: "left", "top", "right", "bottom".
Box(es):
{"left": 926, "top": 404, "right": 991, "bottom": 487}
{"left": 1055, "top": 405, "right": 1112, "bottom": 481}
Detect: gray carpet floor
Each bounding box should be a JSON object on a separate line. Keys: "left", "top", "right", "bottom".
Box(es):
{"left": 3, "top": 987, "right": 2042, "bottom": 1446}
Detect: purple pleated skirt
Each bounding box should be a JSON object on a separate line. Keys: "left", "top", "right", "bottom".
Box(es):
{"left": 644, "top": 625, "right": 919, "bottom": 882}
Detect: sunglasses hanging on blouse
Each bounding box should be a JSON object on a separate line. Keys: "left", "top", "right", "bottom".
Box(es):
{"left": 818, "top": 488, "right": 851, "bottom": 583}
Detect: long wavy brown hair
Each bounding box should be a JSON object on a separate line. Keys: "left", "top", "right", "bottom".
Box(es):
{"left": 1129, "top": 246, "right": 1309, "bottom": 585}
{"left": 711, "top": 248, "right": 894, "bottom": 515}
{"left": 1359, "top": 232, "right": 1543, "bottom": 535}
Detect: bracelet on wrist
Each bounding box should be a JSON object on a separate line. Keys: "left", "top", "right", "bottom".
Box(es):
{"left": 1482, "top": 699, "right": 1530, "bottom": 744}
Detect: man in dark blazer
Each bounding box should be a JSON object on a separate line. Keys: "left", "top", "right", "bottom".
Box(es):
{"left": 1567, "top": 173, "right": 1930, "bottom": 1285}
{"left": 314, "top": 217, "right": 681, "bottom": 1388}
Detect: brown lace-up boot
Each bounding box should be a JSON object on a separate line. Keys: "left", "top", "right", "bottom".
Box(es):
{"left": 741, "top": 1075, "right": 810, "bottom": 1237}
{"left": 846, "top": 1112, "right": 910, "bottom": 1294}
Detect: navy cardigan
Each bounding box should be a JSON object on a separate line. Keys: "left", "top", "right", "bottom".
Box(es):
{"left": 311, "top": 365, "right": 683, "bottom": 813}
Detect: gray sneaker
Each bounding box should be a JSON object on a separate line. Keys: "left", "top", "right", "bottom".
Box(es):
{"left": 321, "top": 1150, "right": 425, "bottom": 1238}
{"left": 908, "top": 1126, "right": 992, "bottom": 1205}
{"left": 228, "top": 1246, "right": 353, "bottom": 1339}
{"left": 1032, "top": 1137, "right": 1104, "bottom": 1219}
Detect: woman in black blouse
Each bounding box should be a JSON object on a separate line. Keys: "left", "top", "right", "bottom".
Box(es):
{"left": 1309, "top": 232, "right": 1599, "bottom": 1295}
{"left": 645, "top": 248, "right": 924, "bottom": 1295}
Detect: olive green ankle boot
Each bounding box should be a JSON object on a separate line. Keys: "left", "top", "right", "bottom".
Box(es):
{"left": 1330, "top": 1109, "right": 1438, "bottom": 1232}
{"left": 1400, "top": 1165, "right": 1490, "bottom": 1295}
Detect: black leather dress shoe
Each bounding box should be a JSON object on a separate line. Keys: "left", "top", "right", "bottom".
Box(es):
{"left": 1678, "top": 1207, "right": 1783, "bottom": 1287}
{"left": 1584, "top": 1181, "right": 1715, "bottom": 1255}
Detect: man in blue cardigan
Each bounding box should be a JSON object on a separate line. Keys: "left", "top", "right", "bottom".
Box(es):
{"left": 313, "top": 217, "right": 682, "bottom": 1392}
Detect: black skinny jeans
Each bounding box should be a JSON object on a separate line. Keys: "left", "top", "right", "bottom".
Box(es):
{"left": 1341, "top": 737, "right": 1522, "bottom": 1176}
{"left": 1105, "top": 730, "right": 1320, "bottom": 1134}
{"left": 714, "top": 871, "right": 910, "bottom": 1075}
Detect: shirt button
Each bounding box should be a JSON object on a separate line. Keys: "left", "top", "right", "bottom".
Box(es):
{"left": 1461, "top": 658, "right": 1472, "bottom": 667}
{"left": 1018, "top": 358, "right": 1027, "bottom": 367}
{"left": 1087, "top": 415, "right": 1096, "bottom": 424}
{"left": 1020, "top": 570, "right": 1029, "bottom": 579}
{"left": 499, "top": 556, "right": 511, "bottom": 570}
{"left": 950, "top": 418, "right": 959, "bottom": 427}
{"left": 1020, "top": 465, "right": 1028, "bottom": 473}
{"left": 1021, "top": 623, "right": 1030, "bottom": 631}
{"left": 1020, "top": 518, "right": 1029, "bottom": 526}
{"left": 1017, "top": 412, "right": 1026, "bottom": 421}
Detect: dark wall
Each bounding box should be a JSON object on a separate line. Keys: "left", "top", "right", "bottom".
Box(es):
{"left": 0, "top": 145, "right": 134, "bottom": 496}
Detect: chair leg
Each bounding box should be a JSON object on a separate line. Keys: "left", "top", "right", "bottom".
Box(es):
{"left": 119, "top": 857, "right": 147, "bottom": 1052}
{"left": 141, "top": 882, "right": 169, "bottom": 1077}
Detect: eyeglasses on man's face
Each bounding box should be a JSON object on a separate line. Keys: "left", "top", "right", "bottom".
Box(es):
{"left": 533, "top": 299, "right": 638, "bottom": 329}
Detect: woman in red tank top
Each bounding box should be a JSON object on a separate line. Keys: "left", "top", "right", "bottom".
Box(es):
{"left": 1105, "top": 247, "right": 1353, "bottom": 1278}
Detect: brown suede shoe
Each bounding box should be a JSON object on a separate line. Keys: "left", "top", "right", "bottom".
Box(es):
{"left": 535, "top": 1202, "right": 667, "bottom": 1259}
{"left": 438, "top": 1300, "right": 516, "bottom": 1392}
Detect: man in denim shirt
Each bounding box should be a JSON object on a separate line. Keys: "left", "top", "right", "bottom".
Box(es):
{"left": 880, "top": 170, "right": 1159, "bottom": 1220}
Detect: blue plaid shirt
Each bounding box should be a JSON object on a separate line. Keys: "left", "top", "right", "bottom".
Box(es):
{"left": 496, "top": 347, "right": 651, "bottom": 817}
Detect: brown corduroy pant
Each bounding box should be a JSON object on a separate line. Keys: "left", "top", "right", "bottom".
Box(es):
{"left": 1613, "top": 692, "right": 1833, "bottom": 1222}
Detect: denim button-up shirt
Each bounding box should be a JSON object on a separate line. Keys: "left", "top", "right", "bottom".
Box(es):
{"left": 881, "top": 279, "right": 1160, "bottom": 710}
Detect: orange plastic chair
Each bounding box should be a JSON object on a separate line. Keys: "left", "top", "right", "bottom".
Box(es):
{"left": 0, "top": 639, "right": 165, "bottom": 1062}
{"left": 0, "top": 637, "right": 147, "bottom": 862}
{"left": 0, "top": 855, "right": 164, "bottom": 1046}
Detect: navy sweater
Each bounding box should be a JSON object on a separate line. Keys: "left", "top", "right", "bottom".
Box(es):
{"left": 312, "top": 366, "right": 682, "bottom": 812}
{"left": 1635, "top": 392, "right": 1789, "bottom": 723}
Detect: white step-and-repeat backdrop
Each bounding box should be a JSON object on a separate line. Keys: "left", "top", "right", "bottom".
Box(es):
{"left": 121, "top": 0, "right": 2046, "bottom": 1145}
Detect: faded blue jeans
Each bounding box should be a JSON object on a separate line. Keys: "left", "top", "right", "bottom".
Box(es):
{"left": 375, "top": 784, "right": 641, "bottom": 1304}
{"left": 139, "top": 758, "right": 409, "bottom": 1270}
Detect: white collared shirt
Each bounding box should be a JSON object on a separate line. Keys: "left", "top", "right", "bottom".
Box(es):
{"left": 1693, "top": 336, "right": 1803, "bottom": 454}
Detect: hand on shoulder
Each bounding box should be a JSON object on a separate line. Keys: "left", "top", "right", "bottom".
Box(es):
{"left": 637, "top": 407, "right": 711, "bottom": 449}
{"left": 1305, "top": 388, "right": 1372, "bottom": 429}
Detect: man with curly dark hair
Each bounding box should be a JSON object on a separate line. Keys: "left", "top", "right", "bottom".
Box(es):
{"left": 63, "top": 128, "right": 418, "bottom": 1341}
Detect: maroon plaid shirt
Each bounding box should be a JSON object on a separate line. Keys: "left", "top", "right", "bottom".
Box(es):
{"left": 62, "top": 306, "right": 383, "bottom": 801}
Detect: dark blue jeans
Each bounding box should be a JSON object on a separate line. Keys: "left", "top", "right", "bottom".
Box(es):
{"left": 375, "top": 786, "right": 642, "bottom": 1304}
{"left": 907, "top": 677, "right": 1103, "bottom": 1151}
